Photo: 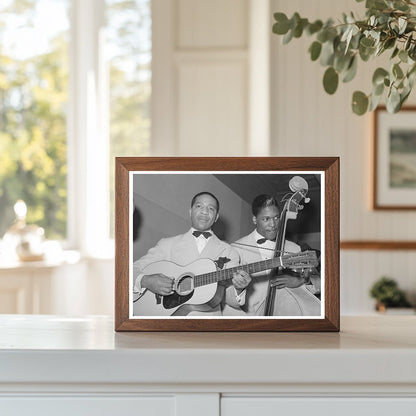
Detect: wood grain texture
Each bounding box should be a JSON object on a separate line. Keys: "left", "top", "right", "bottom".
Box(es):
{"left": 114, "top": 159, "right": 130, "bottom": 330}
{"left": 341, "top": 241, "right": 416, "bottom": 250}
{"left": 114, "top": 157, "right": 340, "bottom": 332}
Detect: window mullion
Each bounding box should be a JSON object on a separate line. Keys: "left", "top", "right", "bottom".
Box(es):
{"left": 69, "top": 0, "right": 109, "bottom": 256}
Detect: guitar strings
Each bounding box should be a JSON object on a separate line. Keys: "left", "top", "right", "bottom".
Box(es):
{"left": 231, "top": 241, "right": 290, "bottom": 254}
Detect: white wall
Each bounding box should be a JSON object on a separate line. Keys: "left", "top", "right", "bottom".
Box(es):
{"left": 270, "top": 0, "right": 416, "bottom": 313}
{"left": 152, "top": 0, "right": 249, "bottom": 156}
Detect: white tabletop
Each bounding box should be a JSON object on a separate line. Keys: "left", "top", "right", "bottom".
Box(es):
{"left": 0, "top": 315, "right": 415, "bottom": 387}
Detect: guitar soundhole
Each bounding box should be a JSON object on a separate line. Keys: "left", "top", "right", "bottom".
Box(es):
{"left": 176, "top": 274, "right": 193, "bottom": 295}
{"left": 162, "top": 274, "right": 194, "bottom": 310}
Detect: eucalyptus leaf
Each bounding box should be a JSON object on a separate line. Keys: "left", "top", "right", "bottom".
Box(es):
{"left": 342, "top": 56, "right": 358, "bottom": 82}
{"left": 390, "top": 21, "right": 399, "bottom": 34}
{"left": 393, "top": 0, "right": 410, "bottom": 12}
{"left": 320, "top": 40, "right": 335, "bottom": 66}
{"left": 393, "top": 63, "right": 404, "bottom": 79}
{"left": 391, "top": 47, "right": 399, "bottom": 59}
{"left": 307, "top": 20, "right": 323, "bottom": 35}
{"left": 352, "top": 91, "right": 369, "bottom": 115}
{"left": 341, "top": 26, "right": 352, "bottom": 43}
{"left": 290, "top": 12, "right": 301, "bottom": 30}
{"left": 398, "top": 17, "right": 407, "bottom": 34}
{"left": 282, "top": 29, "right": 294, "bottom": 44}
{"left": 405, "top": 33, "right": 413, "bottom": 51}
{"left": 408, "top": 71, "right": 416, "bottom": 88}
{"left": 399, "top": 49, "right": 408, "bottom": 63}
{"left": 366, "top": 0, "right": 388, "bottom": 10}
{"left": 409, "top": 44, "right": 416, "bottom": 60}
{"left": 334, "top": 52, "right": 347, "bottom": 72}
{"left": 369, "top": 30, "right": 381, "bottom": 44}
{"left": 293, "top": 18, "right": 307, "bottom": 38}
{"left": 372, "top": 67, "right": 389, "bottom": 85}
{"left": 408, "top": 63, "right": 416, "bottom": 77}
{"left": 386, "top": 87, "right": 401, "bottom": 112}
{"left": 345, "top": 25, "right": 359, "bottom": 52}
{"left": 401, "top": 88, "right": 411, "bottom": 104}
{"left": 369, "top": 91, "right": 383, "bottom": 111}
{"left": 383, "top": 37, "right": 396, "bottom": 50}
{"left": 309, "top": 41, "right": 322, "bottom": 61}
{"left": 373, "top": 82, "right": 385, "bottom": 96}
{"left": 350, "top": 32, "right": 361, "bottom": 49}
{"left": 359, "top": 44, "right": 375, "bottom": 61}
{"left": 323, "top": 67, "right": 339, "bottom": 94}
{"left": 407, "top": 64, "right": 416, "bottom": 88}
{"left": 360, "top": 37, "right": 375, "bottom": 48}
{"left": 347, "top": 13, "right": 356, "bottom": 24}
{"left": 273, "top": 13, "right": 290, "bottom": 34}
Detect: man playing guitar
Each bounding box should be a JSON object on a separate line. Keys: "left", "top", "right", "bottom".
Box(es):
{"left": 133, "top": 191, "right": 251, "bottom": 316}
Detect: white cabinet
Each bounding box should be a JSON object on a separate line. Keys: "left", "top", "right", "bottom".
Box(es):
{"left": 1, "top": 397, "right": 175, "bottom": 416}
{"left": 0, "top": 316, "right": 416, "bottom": 415}
{"left": 222, "top": 398, "right": 416, "bottom": 416}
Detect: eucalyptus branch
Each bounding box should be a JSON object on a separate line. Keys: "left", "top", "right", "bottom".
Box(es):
{"left": 272, "top": 0, "right": 416, "bottom": 115}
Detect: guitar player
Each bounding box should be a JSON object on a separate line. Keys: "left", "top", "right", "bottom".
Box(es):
{"left": 223, "top": 194, "right": 321, "bottom": 316}
{"left": 133, "top": 191, "right": 251, "bottom": 316}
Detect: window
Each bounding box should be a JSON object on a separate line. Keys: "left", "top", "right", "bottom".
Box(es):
{"left": 0, "top": 0, "right": 151, "bottom": 253}
{"left": 0, "top": 0, "right": 70, "bottom": 239}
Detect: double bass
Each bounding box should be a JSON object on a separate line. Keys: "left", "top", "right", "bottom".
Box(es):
{"left": 263, "top": 176, "right": 321, "bottom": 316}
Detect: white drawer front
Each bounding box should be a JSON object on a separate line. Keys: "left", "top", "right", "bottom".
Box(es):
{"left": 0, "top": 396, "right": 174, "bottom": 416}
{"left": 222, "top": 397, "right": 416, "bottom": 416}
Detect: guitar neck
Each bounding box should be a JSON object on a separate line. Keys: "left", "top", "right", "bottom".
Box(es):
{"left": 194, "top": 258, "right": 282, "bottom": 288}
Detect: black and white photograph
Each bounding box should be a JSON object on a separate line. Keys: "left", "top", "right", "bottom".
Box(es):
{"left": 129, "top": 172, "right": 324, "bottom": 319}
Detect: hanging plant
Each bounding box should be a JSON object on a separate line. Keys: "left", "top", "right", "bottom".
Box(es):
{"left": 272, "top": 0, "right": 416, "bottom": 115}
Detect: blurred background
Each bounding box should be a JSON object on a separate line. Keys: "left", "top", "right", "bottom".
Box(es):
{"left": 0, "top": 0, "right": 415, "bottom": 316}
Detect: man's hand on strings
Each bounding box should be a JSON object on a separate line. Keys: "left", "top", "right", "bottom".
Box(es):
{"left": 271, "top": 274, "right": 304, "bottom": 289}
{"left": 232, "top": 269, "right": 251, "bottom": 293}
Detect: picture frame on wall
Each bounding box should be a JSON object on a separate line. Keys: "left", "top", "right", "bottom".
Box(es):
{"left": 373, "top": 106, "right": 416, "bottom": 210}
{"left": 115, "top": 157, "right": 339, "bottom": 332}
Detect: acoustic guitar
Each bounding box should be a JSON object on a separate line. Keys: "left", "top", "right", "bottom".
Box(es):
{"left": 132, "top": 250, "right": 318, "bottom": 316}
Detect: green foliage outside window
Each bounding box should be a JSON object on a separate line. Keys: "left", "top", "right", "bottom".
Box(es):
{"left": 0, "top": 0, "right": 151, "bottom": 240}
{"left": 0, "top": 1, "right": 69, "bottom": 239}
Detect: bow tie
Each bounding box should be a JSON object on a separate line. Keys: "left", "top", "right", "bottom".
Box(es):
{"left": 256, "top": 238, "right": 268, "bottom": 244}
{"left": 193, "top": 231, "right": 212, "bottom": 239}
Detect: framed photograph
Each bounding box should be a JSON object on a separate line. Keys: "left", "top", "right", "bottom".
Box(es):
{"left": 115, "top": 157, "right": 339, "bottom": 332}
{"left": 373, "top": 106, "right": 416, "bottom": 209}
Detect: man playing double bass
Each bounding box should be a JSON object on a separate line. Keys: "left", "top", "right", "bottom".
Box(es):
{"left": 223, "top": 194, "right": 321, "bottom": 316}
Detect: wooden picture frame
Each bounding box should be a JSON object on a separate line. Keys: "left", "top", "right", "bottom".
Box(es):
{"left": 373, "top": 106, "right": 416, "bottom": 210}
{"left": 115, "top": 157, "right": 339, "bottom": 331}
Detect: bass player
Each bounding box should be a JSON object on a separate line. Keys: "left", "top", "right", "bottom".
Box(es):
{"left": 223, "top": 194, "right": 321, "bottom": 316}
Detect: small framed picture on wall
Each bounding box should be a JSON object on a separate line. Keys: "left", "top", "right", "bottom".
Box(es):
{"left": 374, "top": 106, "right": 416, "bottom": 209}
